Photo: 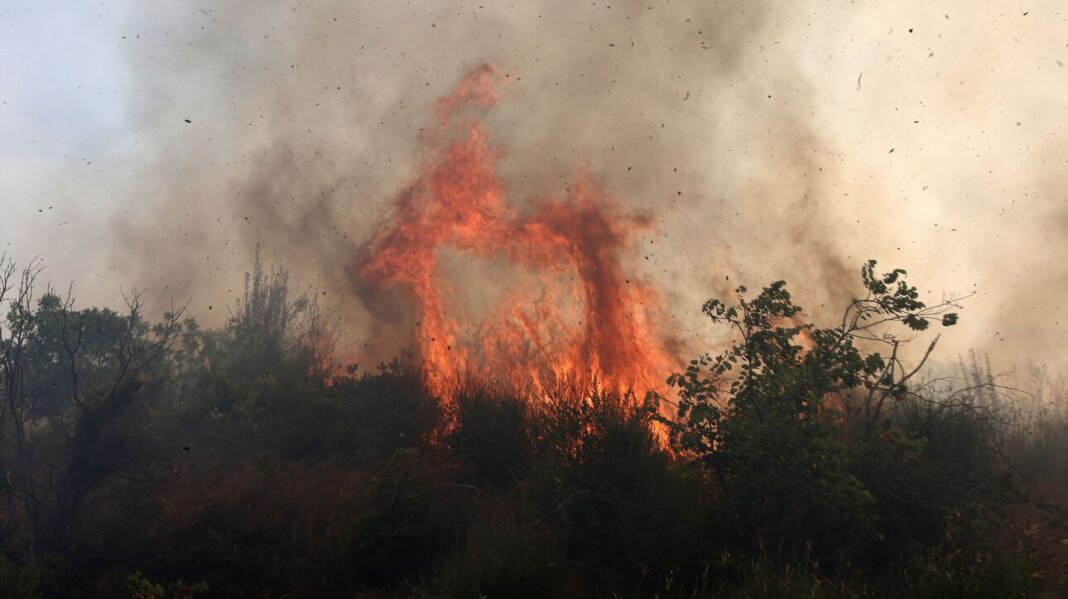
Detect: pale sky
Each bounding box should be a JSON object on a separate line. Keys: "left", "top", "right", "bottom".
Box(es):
{"left": 1, "top": 0, "right": 131, "bottom": 292}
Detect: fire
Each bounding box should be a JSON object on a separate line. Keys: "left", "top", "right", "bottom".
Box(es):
{"left": 359, "top": 65, "right": 675, "bottom": 399}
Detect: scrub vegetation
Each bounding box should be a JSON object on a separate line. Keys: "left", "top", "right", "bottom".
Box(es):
{"left": 0, "top": 254, "right": 1065, "bottom": 597}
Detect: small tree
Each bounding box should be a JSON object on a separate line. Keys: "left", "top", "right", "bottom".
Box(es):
{"left": 649, "top": 261, "right": 963, "bottom": 558}
{"left": 228, "top": 248, "right": 329, "bottom": 377}
{"left": 0, "top": 255, "right": 184, "bottom": 559}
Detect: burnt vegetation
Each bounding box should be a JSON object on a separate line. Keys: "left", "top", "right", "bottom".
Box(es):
{"left": 0, "top": 254, "right": 1066, "bottom": 598}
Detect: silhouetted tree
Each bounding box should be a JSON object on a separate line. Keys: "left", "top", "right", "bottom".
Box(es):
{"left": 0, "top": 255, "right": 184, "bottom": 559}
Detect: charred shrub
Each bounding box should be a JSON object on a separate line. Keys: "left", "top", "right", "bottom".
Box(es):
{"left": 324, "top": 360, "right": 441, "bottom": 457}
{"left": 449, "top": 379, "right": 534, "bottom": 485}
{"left": 440, "top": 511, "right": 557, "bottom": 599}
{"left": 531, "top": 390, "right": 708, "bottom": 595}
{"left": 333, "top": 456, "right": 454, "bottom": 589}
{"left": 197, "top": 354, "right": 439, "bottom": 459}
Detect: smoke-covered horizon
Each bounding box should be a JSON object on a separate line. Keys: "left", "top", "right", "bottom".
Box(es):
{"left": 3, "top": 0, "right": 1067, "bottom": 372}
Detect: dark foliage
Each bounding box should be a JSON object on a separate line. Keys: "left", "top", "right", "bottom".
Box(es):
{"left": 0, "top": 256, "right": 1065, "bottom": 598}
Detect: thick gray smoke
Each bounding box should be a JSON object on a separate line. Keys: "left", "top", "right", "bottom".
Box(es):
{"left": 6, "top": 0, "right": 1067, "bottom": 370}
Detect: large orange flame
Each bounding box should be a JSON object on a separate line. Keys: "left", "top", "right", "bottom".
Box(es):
{"left": 359, "top": 65, "right": 675, "bottom": 399}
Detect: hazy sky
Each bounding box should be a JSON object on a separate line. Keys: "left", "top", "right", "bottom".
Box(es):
{"left": 2, "top": 1, "right": 1067, "bottom": 372}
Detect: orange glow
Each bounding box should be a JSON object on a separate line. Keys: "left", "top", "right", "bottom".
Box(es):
{"left": 358, "top": 65, "right": 675, "bottom": 400}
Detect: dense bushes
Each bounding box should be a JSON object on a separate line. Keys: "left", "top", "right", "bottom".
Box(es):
{"left": 1, "top": 256, "right": 1066, "bottom": 597}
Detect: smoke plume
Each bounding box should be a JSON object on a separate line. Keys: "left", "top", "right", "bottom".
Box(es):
{"left": 8, "top": 0, "right": 1067, "bottom": 371}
